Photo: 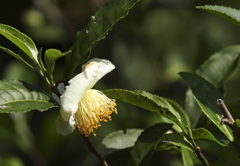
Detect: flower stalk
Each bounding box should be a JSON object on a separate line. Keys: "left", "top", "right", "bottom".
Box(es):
{"left": 80, "top": 134, "right": 109, "bottom": 166}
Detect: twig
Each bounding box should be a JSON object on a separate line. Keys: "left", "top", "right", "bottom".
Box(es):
{"left": 187, "top": 128, "right": 209, "bottom": 166}
{"left": 81, "top": 134, "right": 109, "bottom": 166}
{"left": 217, "top": 99, "right": 235, "bottom": 125}
{"left": 217, "top": 99, "right": 240, "bottom": 139}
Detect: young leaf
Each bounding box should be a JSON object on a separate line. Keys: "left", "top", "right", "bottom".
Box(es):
{"left": 0, "top": 24, "right": 38, "bottom": 63}
{"left": 103, "top": 89, "right": 188, "bottom": 134}
{"left": 0, "top": 80, "right": 56, "bottom": 113}
{"left": 184, "top": 45, "right": 240, "bottom": 128}
{"left": 44, "top": 49, "right": 65, "bottom": 75}
{"left": 197, "top": 5, "right": 240, "bottom": 27}
{"left": 64, "top": 0, "right": 142, "bottom": 79}
{"left": 130, "top": 123, "right": 172, "bottom": 166}
{"left": 102, "top": 129, "right": 143, "bottom": 150}
{"left": 179, "top": 72, "right": 233, "bottom": 141}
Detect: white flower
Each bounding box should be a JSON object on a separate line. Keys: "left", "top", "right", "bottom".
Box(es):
{"left": 56, "top": 58, "right": 117, "bottom": 136}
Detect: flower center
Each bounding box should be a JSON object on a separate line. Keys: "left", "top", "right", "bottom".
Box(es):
{"left": 74, "top": 89, "right": 117, "bottom": 137}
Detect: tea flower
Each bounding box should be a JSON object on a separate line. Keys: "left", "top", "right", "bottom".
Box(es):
{"left": 56, "top": 58, "right": 117, "bottom": 137}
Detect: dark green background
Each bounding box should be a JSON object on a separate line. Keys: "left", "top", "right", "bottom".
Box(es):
{"left": 0, "top": 0, "right": 240, "bottom": 165}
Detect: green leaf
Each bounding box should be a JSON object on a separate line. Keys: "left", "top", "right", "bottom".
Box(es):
{"left": 0, "top": 24, "right": 38, "bottom": 63}
{"left": 102, "top": 129, "right": 143, "bottom": 150}
{"left": 192, "top": 128, "right": 230, "bottom": 147}
{"left": 64, "top": 0, "right": 142, "bottom": 79}
{"left": 197, "top": 5, "right": 240, "bottom": 27}
{"left": 165, "top": 98, "right": 191, "bottom": 130}
{"left": 130, "top": 123, "right": 172, "bottom": 166}
{"left": 181, "top": 148, "right": 202, "bottom": 166}
{"left": 103, "top": 89, "right": 188, "bottom": 134}
{"left": 0, "top": 46, "right": 34, "bottom": 69}
{"left": 184, "top": 45, "right": 240, "bottom": 128}
{"left": 0, "top": 80, "right": 56, "bottom": 113}
{"left": 155, "top": 132, "right": 195, "bottom": 153}
{"left": 44, "top": 49, "right": 65, "bottom": 75}
{"left": 179, "top": 72, "right": 233, "bottom": 141}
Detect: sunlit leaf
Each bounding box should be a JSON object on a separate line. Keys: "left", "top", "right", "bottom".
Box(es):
{"left": 64, "top": 0, "right": 142, "bottom": 79}
{"left": 0, "top": 24, "right": 38, "bottom": 63}
{"left": 130, "top": 123, "right": 172, "bottom": 166}
{"left": 179, "top": 72, "right": 233, "bottom": 141}
{"left": 103, "top": 89, "right": 188, "bottom": 134}
{"left": 184, "top": 45, "right": 240, "bottom": 128}
{"left": 0, "top": 80, "right": 56, "bottom": 113}
{"left": 197, "top": 5, "right": 240, "bottom": 27}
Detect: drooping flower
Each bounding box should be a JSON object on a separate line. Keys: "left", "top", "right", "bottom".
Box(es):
{"left": 56, "top": 58, "right": 117, "bottom": 137}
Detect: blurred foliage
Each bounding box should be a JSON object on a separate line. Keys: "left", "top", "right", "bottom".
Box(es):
{"left": 1, "top": 0, "right": 240, "bottom": 165}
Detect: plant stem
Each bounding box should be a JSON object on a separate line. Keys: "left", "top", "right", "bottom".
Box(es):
{"left": 81, "top": 135, "right": 109, "bottom": 166}
{"left": 187, "top": 128, "right": 209, "bottom": 166}
{"left": 217, "top": 99, "right": 240, "bottom": 139}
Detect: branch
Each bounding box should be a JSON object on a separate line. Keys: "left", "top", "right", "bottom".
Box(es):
{"left": 187, "top": 128, "right": 209, "bottom": 166}
{"left": 81, "top": 135, "right": 109, "bottom": 166}
{"left": 217, "top": 99, "right": 240, "bottom": 139}
{"left": 217, "top": 99, "right": 235, "bottom": 125}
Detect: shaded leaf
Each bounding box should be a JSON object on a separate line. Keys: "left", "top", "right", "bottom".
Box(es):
{"left": 64, "top": 0, "right": 142, "bottom": 79}
{"left": 0, "top": 80, "right": 56, "bottom": 113}
{"left": 103, "top": 89, "right": 187, "bottom": 133}
{"left": 155, "top": 132, "right": 195, "bottom": 153}
{"left": 181, "top": 148, "right": 202, "bottom": 166}
{"left": 130, "top": 123, "right": 172, "bottom": 166}
{"left": 197, "top": 5, "right": 240, "bottom": 27}
{"left": 102, "top": 129, "right": 143, "bottom": 150}
{"left": 192, "top": 128, "right": 232, "bottom": 147}
{"left": 184, "top": 45, "right": 240, "bottom": 128}
{"left": 179, "top": 72, "right": 233, "bottom": 141}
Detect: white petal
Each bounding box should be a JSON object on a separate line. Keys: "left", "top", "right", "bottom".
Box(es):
{"left": 60, "top": 58, "right": 115, "bottom": 121}
{"left": 55, "top": 116, "right": 75, "bottom": 135}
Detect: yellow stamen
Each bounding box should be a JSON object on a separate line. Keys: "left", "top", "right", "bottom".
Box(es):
{"left": 74, "top": 89, "right": 117, "bottom": 137}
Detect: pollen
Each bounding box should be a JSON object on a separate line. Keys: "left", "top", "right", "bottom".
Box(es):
{"left": 74, "top": 89, "right": 117, "bottom": 137}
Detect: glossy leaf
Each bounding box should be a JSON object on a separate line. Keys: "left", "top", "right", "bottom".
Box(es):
{"left": 130, "top": 123, "right": 172, "bottom": 166}
{"left": 197, "top": 5, "right": 240, "bottom": 27}
{"left": 102, "top": 129, "right": 143, "bottom": 150}
{"left": 184, "top": 45, "right": 240, "bottom": 128}
{"left": 179, "top": 72, "right": 233, "bottom": 141}
{"left": 64, "top": 0, "right": 142, "bottom": 79}
{"left": 0, "top": 24, "right": 38, "bottom": 63}
{"left": 103, "top": 89, "right": 188, "bottom": 134}
{"left": 0, "top": 80, "right": 56, "bottom": 113}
